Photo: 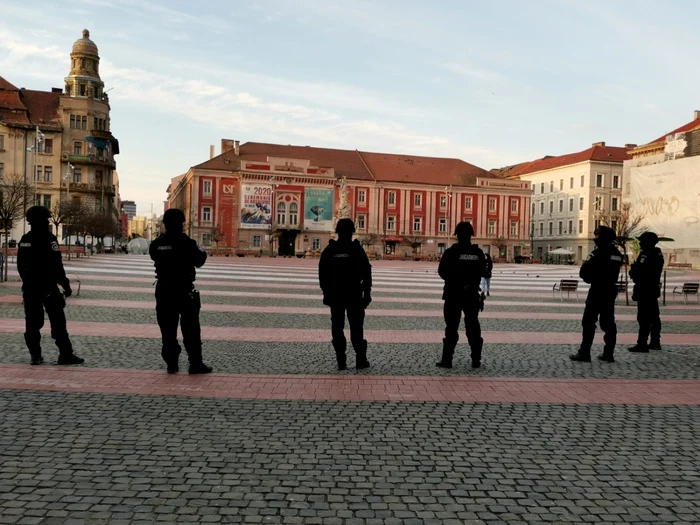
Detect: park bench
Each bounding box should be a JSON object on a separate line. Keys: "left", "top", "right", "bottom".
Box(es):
{"left": 552, "top": 279, "right": 579, "bottom": 301}
{"left": 672, "top": 282, "right": 699, "bottom": 304}
{"left": 668, "top": 262, "right": 693, "bottom": 269}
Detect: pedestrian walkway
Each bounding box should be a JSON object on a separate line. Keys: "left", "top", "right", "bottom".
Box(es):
{"left": 1, "top": 255, "right": 699, "bottom": 524}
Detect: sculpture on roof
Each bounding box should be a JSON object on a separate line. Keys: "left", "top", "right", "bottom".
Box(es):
{"left": 332, "top": 176, "right": 352, "bottom": 233}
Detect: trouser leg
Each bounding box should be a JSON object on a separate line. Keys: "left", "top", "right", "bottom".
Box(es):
{"left": 330, "top": 305, "right": 347, "bottom": 367}
{"left": 599, "top": 299, "right": 617, "bottom": 357}
{"left": 441, "top": 300, "right": 462, "bottom": 364}
{"left": 180, "top": 295, "right": 203, "bottom": 366}
{"left": 156, "top": 294, "right": 181, "bottom": 367}
{"left": 649, "top": 299, "right": 661, "bottom": 345}
{"left": 579, "top": 301, "right": 600, "bottom": 358}
{"left": 347, "top": 304, "right": 367, "bottom": 366}
{"left": 23, "top": 294, "right": 45, "bottom": 358}
{"left": 463, "top": 301, "right": 483, "bottom": 364}
{"left": 44, "top": 293, "right": 74, "bottom": 357}
{"left": 636, "top": 300, "right": 651, "bottom": 348}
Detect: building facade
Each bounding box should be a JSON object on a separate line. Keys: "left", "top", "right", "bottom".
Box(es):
{"left": 168, "top": 140, "right": 532, "bottom": 259}
{"left": 502, "top": 142, "right": 630, "bottom": 263}
{"left": 0, "top": 29, "right": 119, "bottom": 242}
{"left": 121, "top": 200, "right": 136, "bottom": 219}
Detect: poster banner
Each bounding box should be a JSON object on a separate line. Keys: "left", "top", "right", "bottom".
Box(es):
{"left": 218, "top": 178, "right": 240, "bottom": 247}
{"left": 304, "top": 188, "right": 334, "bottom": 231}
{"left": 240, "top": 185, "right": 272, "bottom": 229}
{"left": 630, "top": 156, "right": 700, "bottom": 249}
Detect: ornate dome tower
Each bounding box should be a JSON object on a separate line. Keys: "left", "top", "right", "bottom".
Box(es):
{"left": 64, "top": 29, "right": 105, "bottom": 100}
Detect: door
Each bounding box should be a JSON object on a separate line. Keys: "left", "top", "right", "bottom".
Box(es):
{"left": 278, "top": 231, "right": 297, "bottom": 256}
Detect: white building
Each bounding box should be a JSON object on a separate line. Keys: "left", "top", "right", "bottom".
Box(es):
{"left": 503, "top": 142, "right": 631, "bottom": 263}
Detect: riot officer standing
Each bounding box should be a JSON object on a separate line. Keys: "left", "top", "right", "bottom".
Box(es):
{"left": 571, "top": 226, "right": 623, "bottom": 363}
{"left": 149, "top": 208, "right": 212, "bottom": 374}
{"left": 436, "top": 221, "right": 486, "bottom": 369}
{"left": 318, "top": 218, "right": 372, "bottom": 370}
{"left": 17, "top": 206, "right": 83, "bottom": 365}
{"left": 628, "top": 231, "right": 664, "bottom": 352}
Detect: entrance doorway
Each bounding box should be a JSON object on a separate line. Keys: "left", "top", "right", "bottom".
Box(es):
{"left": 278, "top": 230, "right": 298, "bottom": 257}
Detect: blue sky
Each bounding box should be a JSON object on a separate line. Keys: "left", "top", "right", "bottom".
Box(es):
{"left": 1, "top": 0, "right": 699, "bottom": 216}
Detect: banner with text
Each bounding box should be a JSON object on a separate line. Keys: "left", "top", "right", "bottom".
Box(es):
{"left": 218, "top": 178, "right": 240, "bottom": 247}
{"left": 240, "top": 184, "right": 272, "bottom": 229}
{"left": 304, "top": 188, "right": 334, "bottom": 231}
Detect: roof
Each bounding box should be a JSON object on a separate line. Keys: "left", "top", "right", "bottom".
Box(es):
{"left": 0, "top": 76, "right": 18, "bottom": 91}
{"left": 489, "top": 161, "right": 535, "bottom": 179}
{"left": 0, "top": 77, "right": 62, "bottom": 129}
{"left": 195, "top": 142, "right": 495, "bottom": 186}
{"left": 649, "top": 117, "right": 700, "bottom": 145}
{"left": 507, "top": 144, "right": 630, "bottom": 178}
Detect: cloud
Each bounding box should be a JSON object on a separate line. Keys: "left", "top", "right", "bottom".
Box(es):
{"left": 442, "top": 62, "right": 507, "bottom": 82}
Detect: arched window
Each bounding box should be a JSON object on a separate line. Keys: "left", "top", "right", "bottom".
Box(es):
{"left": 289, "top": 202, "right": 298, "bottom": 226}
{"left": 276, "top": 202, "right": 286, "bottom": 225}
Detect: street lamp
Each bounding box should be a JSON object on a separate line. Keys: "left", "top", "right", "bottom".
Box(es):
{"left": 269, "top": 176, "right": 280, "bottom": 256}
{"left": 443, "top": 185, "right": 452, "bottom": 252}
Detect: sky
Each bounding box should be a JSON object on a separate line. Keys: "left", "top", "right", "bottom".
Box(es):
{"left": 1, "top": 0, "right": 699, "bottom": 216}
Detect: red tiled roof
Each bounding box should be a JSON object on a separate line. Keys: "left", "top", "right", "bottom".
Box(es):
{"left": 649, "top": 117, "right": 700, "bottom": 145}
{"left": 0, "top": 78, "right": 62, "bottom": 129}
{"left": 195, "top": 142, "right": 494, "bottom": 186}
{"left": 0, "top": 76, "right": 18, "bottom": 91}
{"left": 508, "top": 145, "right": 630, "bottom": 177}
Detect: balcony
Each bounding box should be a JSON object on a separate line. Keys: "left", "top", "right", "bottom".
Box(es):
{"left": 68, "top": 182, "right": 116, "bottom": 195}
{"left": 67, "top": 153, "right": 116, "bottom": 169}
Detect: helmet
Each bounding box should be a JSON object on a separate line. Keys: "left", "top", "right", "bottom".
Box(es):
{"left": 454, "top": 221, "right": 474, "bottom": 237}
{"left": 594, "top": 225, "right": 616, "bottom": 242}
{"left": 637, "top": 231, "right": 659, "bottom": 245}
{"left": 163, "top": 208, "right": 186, "bottom": 229}
{"left": 335, "top": 218, "right": 356, "bottom": 234}
{"left": 26, "top": 206, "right": 51, "bottom": 224}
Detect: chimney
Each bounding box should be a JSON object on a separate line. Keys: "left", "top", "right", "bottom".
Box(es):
{"left": 209, "top": 145, "right": 215, "bottom": 159}
{"left": 695, "top": 110, "right": 700, "bottom": 120}
{"left": 625, "top": 143, "right": 637, "bottom": 149}
{"left": 234, "top": 140, "right": 240, "bottom": 156}
{"left": 221, "top": 139, "right": 234, "bottom": 154}
{"left": 592, "top": 141, "right": 606, "bottom": 147}
{"left": 51, "top": 87, "right": 62, "bottom": 93}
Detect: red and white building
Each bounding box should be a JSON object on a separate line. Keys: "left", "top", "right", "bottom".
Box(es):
{"left": 167, "top": 140, "right": 532, "bottom": 259}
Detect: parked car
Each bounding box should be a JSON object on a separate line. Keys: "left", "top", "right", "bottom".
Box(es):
{"left": 514, "top": 255, "right": 531, "bottom": 264}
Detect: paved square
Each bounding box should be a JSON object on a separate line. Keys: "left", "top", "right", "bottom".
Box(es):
{"left": 1, "top": 255, "right": 699, "bottom": 524}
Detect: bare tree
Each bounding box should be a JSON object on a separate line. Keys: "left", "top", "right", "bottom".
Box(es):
{"left": 50, "top": 200, "right": 75, "bottom": 243}
{"left": 360, "top": 233, "right": 379, "bottom": 251}
{"left": 86, "top": 211, "right": 121, "bottom": 252}
{"left": 493, "top": 236, "right": 508, "bottom": 260}
{"left": 599, "top": 202, "right": 647, "bottom": 305}
{"left": 402, "top": 235, "right": 425, "bottom": 258}
{"left": 0, "top": 173, "right": 33, "bottom": 282}
{"left": 211, "top": 225, "right": 224, "bottom": 249}
{"left": 63, "top": 204, "right": 91, "bottom": 260}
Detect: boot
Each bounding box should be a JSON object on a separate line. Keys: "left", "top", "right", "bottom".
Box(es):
{"left": 332, "top": 339, "right": 347, "bottom": 371}
{"left": 597, "top": 353, "right": 615, "bottom": 363}
{"left": 436, "top": 338, "right": 456, "bottom": 369}
{"left": 188, "top": 363, "right": 213, "bottom": 374}
{"left": 628, "top": 344, "right": 649, "bottom": 353}
{"left": 167, "top": 363, "right": 179, "bottom": 374}
{"left": 57, "top": 354, "right": 84, "bottom": 365}
{"left": 30, "top": 354, "right": 44, "bottom": 366}
{"left": 471, "top": 341, "right": 483, "bottom": 369}
{"left": 569, "top": 353, "right": 591, "bottom": 362}
{"left": 649, "top": 341, "right": 662, "bottom": 350}
{"left": 355, "top": 340, "right": 370, "bottom": 370}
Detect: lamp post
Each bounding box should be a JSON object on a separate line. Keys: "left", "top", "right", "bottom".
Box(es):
{"left": 443, "top": 185, "right": 452, "bottom": 253}
{"left": 269, "top": 176, "right": 279, "bottom": 256}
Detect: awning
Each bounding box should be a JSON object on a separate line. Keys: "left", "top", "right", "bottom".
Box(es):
{"left": 384, "top": 236, "right": 404, "bottom": 243}
{"left": 548, "top": 248, "right": 574, "bottom": 255}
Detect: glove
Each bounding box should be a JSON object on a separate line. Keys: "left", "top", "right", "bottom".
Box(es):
{"left": 363, "top": 293, "right": 372, "bottom": 309}
{"left": 63, "top": 285, "right": 73, "bottom": 298}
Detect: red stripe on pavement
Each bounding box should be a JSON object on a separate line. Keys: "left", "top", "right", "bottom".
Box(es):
{"left": 0, "top": 318, "right": 698, "bottom": 345}
{"left": 0, "top": 364, "right": 698, "bottom": 405}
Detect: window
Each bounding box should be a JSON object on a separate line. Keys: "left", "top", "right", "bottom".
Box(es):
{"left": 579, "top": 197, "right": 584, "bottom": 211}
{"left": 558, "top": 221, "right": 563, "bottom": 235}
{"left": 34, "top": 194, "right": 41, "bottom": 207}
{"left": 613, "top": 175, "right": 619, "bottom": 189}
{"left": 311, "top": 238, "right": 321, "bottom": 250}
{"left": 540, "top": 182, "right": 544, "bottom": 193}
{"left": 465, "top": 196, "right": 473, "bottom": 210}
{"left": 413, "top": 216, "right": 422, "bottom": 232}
{"left": 596, "top": 174, "right": 603, "bottom": 187}
{"left": 73, "top": 168, "right": 82, "bottom": 183}
{"left": 539, "top": 223, "right": 544, "bottom": 236}
{"left": 79, "top": 84, "right": 86, "bottom": 97}
{"left": 568, "top": 220, "right": 573, "bottom": 234}
{"left": 81, "top": 116, "right": 87, "bottom": 130}
{"left": 276, "top": 202, "right": 286, "bottom": 224}
{"left": 93, "top": 117, "right": 98, "bottom": 130}
{"left": 43, "top": 138, "right": 53, "bottom": 154}
{"left": 387, "top": 191, "right": 396, "bottom": 206}
{"left": 594, "top": 196, "right": 602, "bottom": 211}
{"left": 70, "top": 115, "right": 76, "bottom": 129}
{"left": 488, "top": 219, "right": 497, "bottom": 235}
{"left": 81, "top": 58, "right": 86, "bottom": 69}
{"left": 44, "top": 166, "right": 52, "bottom": 182}
{"left": 440, "top": 195, "right": 447, "bottom": 209}
{"left": 581, "top": 175, "right": 585, "bottom": 187}
{"left": 0, "top": 134, "right": 4, "bottom": 150}
{"left": 201, "top": 233, "right": 212, "bottom": 246}
{"left": 549, "top": 181, "right": 553, "bottom": 192}
{"left": 611, "top": 197, "right": 618, "bottom": 212}
{"left": 540, "top": 202, "right": 545, "bottom": 215}
{"left": 202, "top": 207, "right": 212, "bottom": 223}
{"left": 439, "top": 217, "right": 447, "bottom": 233}
{"left": 72, "top": 196, "right": 81, "bottom": 206}
{"left": 0, "top": 162, "right": 3, "bottom": 179}
{"left": 356, "top": 214, "right": 365, "bottom": 230}
{"left": 548, "top": 222, "right": 553, "bottom": 236}
{"left": 549, "top": 201, "right": 553, "bottom": 214}
{"left": 489, "top": 198, "right": 496, "bottom": 212}
{"left": 569, "top": 198, "right": 574, "bottom": 212}
{"left": 559, "top": 179, "right": 563, "bottom": 191}
{"left": 558, "top": 200, "right": 563, "bottom": 213}
{"left": 570, "top": 177, "right": 574, "bottom": 189}
{"left": 35, "top": 166, "right": 42, "bottom": 182}
{"left": 252, "top": 235, "right": 262, "bottom": 248}
{"left": 510, "top": 221, "right": 518, "bottom": 237}
{"left": 414, "top": 193, "right": 422, "bottom": 207}
{"left": 579, "top": 220, "right": 583, "bottom": 234}
{"left": 74, "top": 142, "right": 82, "bottom": 155}
{"left": 289, "top": 202, "right": 298, "bottom": 226}
{"left": 611, "top": 220, "right": 617, "bottom": 232}
{"left": 358, "top": 190, "right": 366, "bottom": 204}
{"left": 387, "top": 215, "right": 395, "bottom": 231}
{"left": 510, "top": 199, "right": 518, "bottom": 213}
{"left": 594, "top": 219, "right": 601, "bottom": 230}
{"left": 531, "top": 203, "right": 535, "bottom": 217}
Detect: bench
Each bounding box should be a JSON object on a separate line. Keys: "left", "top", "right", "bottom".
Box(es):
{"left": 234, "top": 249, "right": 260, "bottom": 257}
{"left": 668, "top": 262, "right": 693, "bottom": 269}
{"left": 672, "top": 282, "right": 699, "bottom": 304}
{"left": 553, "top": 279, "right": 579, "bottom": 301}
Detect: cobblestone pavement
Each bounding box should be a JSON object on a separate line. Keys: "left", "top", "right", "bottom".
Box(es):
{"left": 1, "top": 255, "right": 699, "bottom": 524}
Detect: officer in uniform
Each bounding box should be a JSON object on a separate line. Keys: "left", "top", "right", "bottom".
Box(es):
{"left": 436, "top": 221, "right": 486, "bottom": 369}
{"left": 628, "top": 231, "right": 664, "bottom": 352}
{"left": 318, "top": 218, "right": 372, "bottom": 370}
{"left": 17, "top": 206, "right": 83, "bottom": 365}
{"left": 149, "top": 208, "right": 212, "bottom": 374}
{"left": 571, "top": 225, "right": 623, "bottom": 363}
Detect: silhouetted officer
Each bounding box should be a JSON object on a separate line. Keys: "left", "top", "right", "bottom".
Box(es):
{"left": 149, "top": 208, "right": 212, "bottom": 374}
{"left": 437, "top": 221, "right": 486, "bottom": 369}
{"left": 628, "top": 231, "right": 664, "bottom": 352}
{"left": 318, "top": 218, "right": 372, "bottom": 370}
{"left": 571, "top": 226, "right": 623, "bottom": 363}
{"left": 17, "top": 206, "right": 83, "bottom": 365}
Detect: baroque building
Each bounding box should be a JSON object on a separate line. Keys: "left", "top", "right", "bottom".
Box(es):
{"left": 0, "top": 29, "right": 120, "bottom": 241}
